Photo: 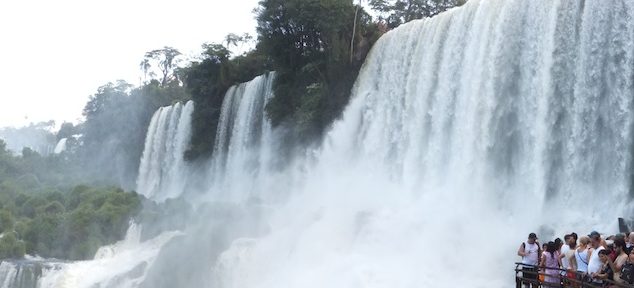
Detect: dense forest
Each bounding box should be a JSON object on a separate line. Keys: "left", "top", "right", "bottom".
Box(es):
{"left": 0, "top": 140, "right": 141, "bottom": 259}
{"left": 0, "top": 0, "right": 463, "bottom": 261}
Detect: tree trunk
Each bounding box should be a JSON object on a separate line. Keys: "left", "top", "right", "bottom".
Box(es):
{"left": 350, "top": 4, "right": 360, "bottom": 64}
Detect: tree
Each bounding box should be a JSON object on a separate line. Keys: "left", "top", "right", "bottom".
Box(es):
{"left": 224, "top": 33, "right": 241, "bottom": 50}
{"left": 369, "top": 0, "right": 466, "bottom": 28}
{"left": 224, "top": 33, "right": 255, "bottom": 55}
{"left": 0, "top": 139, "right": 7, "bottom": 156}
{"left": 0, "top": 231, "right": 25, "bottom": 259}
{"left": 143, "top": 47, "right": 183, "bottom": 86}
{"left": 139, "top": 58, "right": 153, "bottom": 84}
{"left": 181, "top": 39, "right": 273, "bottom": 160}
{"left": 57, "top": 122, "right": 76, "bottom": 140}
{"left": 182, "top": 43, "right": 234, "bottom": 159}
{"left": 0, "top": 209, "right": 14, "bottom": 233}
{"left": 256, "top": 0, "right": 354, "bottom": 69}
{"left": 256, "top": 0, "right": 381, "bottom": 142}
{"left": 82, "top": 81, "right": 131, "bottom": 118}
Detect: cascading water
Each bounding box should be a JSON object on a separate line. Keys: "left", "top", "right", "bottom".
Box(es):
{"left": 33, "top": 223, "right": 180, "bottom": 288}
{"left": 5, "top": 102, "right": 195, "bottom": 288}
{"left": 8, "top": 76, "right": 280, "bottom": 288}
{"left": 135, "top": 72, "right": 285, "bottom": 288}
{"left": 137, "top": 101, "right": 195, "bottom": 201}
{"left": 210, "top": 0, "right": 634, "bottom": 287}
{"left": 53, "top": 138, "right": 67, "bottom": 154}
{"left": 6, "top": 0, "right": 634, "bottom": 287}
{"left": 208, "top": 72, "right": 280, "bottom": 202}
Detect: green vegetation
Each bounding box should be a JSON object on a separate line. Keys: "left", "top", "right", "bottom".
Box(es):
{"left": 370, "top": 0, "right": 467, "bottom": 28}
{"left": 183, "top": 0, "right": 466, "bottom": 158}
{"left": 183, "top": 42, "right": 272, "bottom": 159}
{"left": 182, "top": 0, "right": 381, "bottom": 158}
{"left": 256, "top": 0, "right": 380, "bottom": 143}
{"left": 0, "top": 140, "right": 141, "bottom": 260}
{"left": 77, "top": 68, "right": 190, "bottom": 188}
{"left": 0, "top": 0, "right": 467, "bottom": 260}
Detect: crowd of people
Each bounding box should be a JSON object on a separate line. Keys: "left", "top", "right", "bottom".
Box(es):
{"left": 517, "top": 232, "right": 634, "bottom": 287}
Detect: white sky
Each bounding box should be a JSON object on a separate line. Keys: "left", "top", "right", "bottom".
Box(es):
{"left": 0, "top": 0, "right": 260, "bottom": 128}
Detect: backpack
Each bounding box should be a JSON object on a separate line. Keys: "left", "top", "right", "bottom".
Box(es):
{"left": 620, "top": 262, "right": 634, "bottom": 284}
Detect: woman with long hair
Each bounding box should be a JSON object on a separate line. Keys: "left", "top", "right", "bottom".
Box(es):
{"left": 591, "top": 249, "right": 614, "bottom": 286}
{"left": 540, "top": 241, "right": 562, "bottom": 285}
{"left": 613, "top": 239, "right": 629, "bottom": 285}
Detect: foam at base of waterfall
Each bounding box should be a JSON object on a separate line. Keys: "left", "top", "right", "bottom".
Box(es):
{"left": 206, "top": 0, "right": 634, "bottom": 287}
{"left": 36, "top": 224, "right": 181, "bottom": 288}
{"left": 23, "top": 0, "right": 634, "bottom": 286}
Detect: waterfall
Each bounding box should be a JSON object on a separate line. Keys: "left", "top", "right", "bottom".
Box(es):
{"left": 11, "top": 0, "right": 634, "bottom": 287}
{"left": 209, "top": 72, "right": 278, "bottom": 202}
{"left": 26, "top": 223, "right": 181, "bottom": 288}
{"left": 210, "top": 0, "right": 634, "bottom": 287}
{"left": 17, "top": 75, "right": 280, "bottom": 288}
{"left": 136, "top": 101, "right": 194, "bottom": 201}
{"left": 16, "top": 102, "right": 194, "bottom": 287}
{"left": 0, "top": 257, "right": 70, "bottom": 288}
{"left": 53, "top": 138, "right": 67, "bottom": 154}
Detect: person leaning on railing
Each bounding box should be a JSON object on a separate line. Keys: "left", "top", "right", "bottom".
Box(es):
{"left": 575, "top": 236, "right": 592, "bottom": 284}
{"left": 562, "top": 233, "right": 579, "bottom": 284}
{"left": 518, "top": 233, "right": 541, "bottom": 288}
{"left": 613, "top": 239, "right": 629, "bottom": 286}
{"left": 591, "top": 250, "right": 614, "bottom": 285}
{"left": 620, "top": 249, "right": 634, "bottom": 285}
{"left": 516, "top": 231, "right": 634, "bottom": 288}
{"left": 540, "top": 241, "right": 562, "bottom": 285}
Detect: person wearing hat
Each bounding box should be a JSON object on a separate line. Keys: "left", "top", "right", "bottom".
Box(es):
{"left": 588, "top": 231, "right": 607, "bottom": 280}
{"left": 588, "top": 231, "right": 608, "bottom": 249}
{"left": 517, "top": 233, "right": 541, "bottom": 288}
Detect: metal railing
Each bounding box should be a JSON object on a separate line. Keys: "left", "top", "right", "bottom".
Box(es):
{"left": 515, "top": 263, "right": 634, "bottom": 288}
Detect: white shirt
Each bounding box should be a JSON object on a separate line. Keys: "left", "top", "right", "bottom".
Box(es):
{"left": 561, "top": 245, "right": 571, "bottom": 269}
{"left": 576, "top": 248, "right": 589, "bottom": 272}
{"left": 522, "top": 242, "right": 540, "bottom": 266}
{"left": 587, "top": 246, "right": 605, "bottom": 274}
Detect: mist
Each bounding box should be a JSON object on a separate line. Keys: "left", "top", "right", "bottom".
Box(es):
{"left": 2, "top": 0, "right": 634, "bottom": 287}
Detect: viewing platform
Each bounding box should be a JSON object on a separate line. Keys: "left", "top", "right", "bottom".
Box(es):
{"left": 515, "top": 263, "right": 634, "bottom": 288}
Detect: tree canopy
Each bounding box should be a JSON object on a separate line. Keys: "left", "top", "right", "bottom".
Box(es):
{"left": 255, "top": 0, "right": 381, "bottom": 144}
{"left": 0, "top": 140, "right": 142, "bottom": 260}
{"left": 0, "top": 0, "right": 468, "bottom": 261}
{"left": 142, "top": 47, "right": 183, "bottom": 86}
{"left": 370, "top": 0, "right": 466, "bottom": 28}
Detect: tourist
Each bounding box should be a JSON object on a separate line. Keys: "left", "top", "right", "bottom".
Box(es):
{"left": 571, "top": 232, "right": 578, "bottom": 245}
{"left": 555, "top": 238, "right": 564, "bottom": 253}
{"left": 620, "top": 249, "right": 634, "bottom": 284}
{"left": 575, "top": 236, "right": 591, "bottom": 285}
{"left": 560, "top": 235, "right": 571, "bottom": 278}
{"left": 606, "top": 239, "right": 616, "bottom": 262}
{"left": 588, "top": 232, "right": 606, "bottom": 282}
{"left": 590, "top": 250, "right": 614, "bottom": 286}
{"left": 627, "top": 233, "right": 634, "bottom": 254}
{"left": 517, "top": 233, "right": 541, "bottom": 288}
{"left": 540, "top": 241, "right": 561, "bottom": 285}
{"left": 613, "top": 239, "right": 628, "bottom": 285}
{"left": 563, "top": 234, "right": 578, "bottom": 282}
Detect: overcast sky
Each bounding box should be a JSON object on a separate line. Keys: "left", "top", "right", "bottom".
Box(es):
{"left": 0, "top": 0, "right": 260, "bottom": 128}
